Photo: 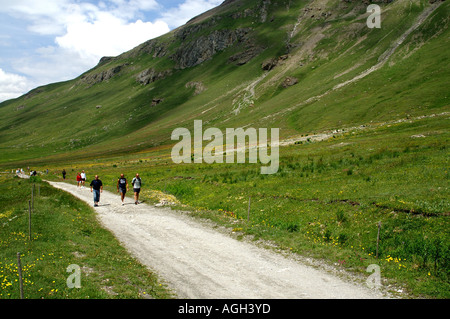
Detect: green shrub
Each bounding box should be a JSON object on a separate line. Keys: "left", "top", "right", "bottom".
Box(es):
{"left": 336, "top": 210, "right": 347, "bottom": 224}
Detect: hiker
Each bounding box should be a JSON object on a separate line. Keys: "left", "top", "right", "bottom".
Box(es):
{"left": 117, "top": 173, "right": 129, "bottom": 205}
{"left": 76, "top": 173, "right": 82, "bottom": 187}
{"left": 131, "top": 173, "right": 142, "bottom": 205}
{"left": 62, "top": 169, "right": 66, "bottom": 180}
{"left": 80, "top": 170, "right": 86, "bottom": 188}
{"left": 90, "top": 175, "right": 103, "bottom": 207}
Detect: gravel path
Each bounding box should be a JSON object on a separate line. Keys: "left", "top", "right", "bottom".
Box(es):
{"left": 48, "top": 180, "right": 387, "bottom": 299}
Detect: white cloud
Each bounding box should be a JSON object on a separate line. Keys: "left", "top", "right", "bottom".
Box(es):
{"left": 0, "top": 68, "right": 31, "bottom": 102}
{"left": 108, "top": 0, "right": 161, "bottom": 19}
{"left": 55, "top": 12, "right": 170, "bottom": 60}
{"left": 0, "top": 0, "right": 161, "bottom": 34}
{"left": 0, "top": 0, "right": 72, "bottom": 35}
{"left": 12, "top": 47, "right": 94, "bottom": 85}
{"left": 0, "top": 0, "right": 169, "bottom": 102}
{"left": 1, "top": 0, "right": 169, "bottom": 60}
{"left": 0, "top": 0, "right": 168, "bottom": 56}
{"left": 0, "top": 0, "right": 224, "bottom": 102}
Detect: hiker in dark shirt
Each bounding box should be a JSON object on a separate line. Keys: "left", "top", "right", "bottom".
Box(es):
{"left": 90, "top": 175, "right": 103, "bottom": 207}
{"left": 62, "top": 169, "right": 66, "bottom": 180}
{"left": 117, "top": 173, "right": 128, "bottom": 205}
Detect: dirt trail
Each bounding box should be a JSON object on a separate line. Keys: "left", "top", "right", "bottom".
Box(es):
{"left": 47, "top": 180, "right": 388, "bottom": 299}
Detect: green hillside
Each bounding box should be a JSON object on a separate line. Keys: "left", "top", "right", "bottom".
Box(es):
{"left": 0, "top": 0, "right": 448, "bottom": 165}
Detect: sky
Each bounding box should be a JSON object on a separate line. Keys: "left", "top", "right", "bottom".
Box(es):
{"left": 0, "top": 0, "right": 223, "bottom": 102}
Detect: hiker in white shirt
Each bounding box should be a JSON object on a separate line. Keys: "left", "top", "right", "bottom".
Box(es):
{"left": 131, "top": 173, "right": 142, "bottom": 205}
{"left": 80, "top": 170, "right": 86, "bottom": 188}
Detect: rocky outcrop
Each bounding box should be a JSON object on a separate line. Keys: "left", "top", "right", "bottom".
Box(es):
{"left": 281, "top": 76, "right": 298, "bottom": 88}
{"left": 231, "top": 8, "right": 256, "bottom": 19}
{"left": 228, "top": 44, "right": 264, "bottom": 65}
{"left": 258, "top": 0, "right": 271, "bottom": 23}
{"left": 24, "top": 88, "right": 43, "bottom": 100}
{"left": 132, "top": 39, "right": 170, "bottom": 58}
{"left": 80, "top": 64, "right": 127, "bottom": 86}
{"left": 174, "top": 17, "right": 262, "bottom": 67}
{"left": 171, "top": 28, "right": 253, "bottom": 69}
{"left": 175, "top": 17, "right": 221, "bottom": 42}
{"left": 261, "top": 55, "right": 289, "bottom": 71}
{"left": 151, "top": 98, "right": 164, "bottom": 106}
{"left": 185, "top": 81, "right": 206, "bottom": 95}
{"left": 262, "top": 58, "right": 278, "bottom": 71}
{"left": 98, "top": 56, "right": 115, "bottom": 65}
{"left": 136, "top": 68, "right": 172, "bottom": 85}
{"left": 230, "top": 0, "right": 272, "bottom": 23}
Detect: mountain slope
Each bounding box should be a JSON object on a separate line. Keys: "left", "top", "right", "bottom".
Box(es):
{"left": 0, "top": 0, "right": 448, "bottom": 165}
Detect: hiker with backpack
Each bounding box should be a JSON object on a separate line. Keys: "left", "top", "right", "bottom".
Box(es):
{"left": 131, "top": 173, "right": 142, "bottom": 205}
{"left": 117, "top": 173, "right": 129, "bottom": 205}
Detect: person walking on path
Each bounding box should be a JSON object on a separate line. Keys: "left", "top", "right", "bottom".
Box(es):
{"left": 80, "top": 170, "right": 86, "bottom": 188}
{"left": 117, "top": 173, "right": 129, "bottom": 205}
{"left": 131, "top": 173, "right": 142, "bottom": 205}
{"left": 90, "top": 175, "right": 103, "bottom": 207}
{"left": 76, "top": 172, "right": 82, "bottom": 187}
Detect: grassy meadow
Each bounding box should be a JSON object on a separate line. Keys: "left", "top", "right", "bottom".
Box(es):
{"left": 29, "top": 112, "right": 449, "bottom": 299}
{"left": 0, "top": 174, "right": 173, "bottom": 299}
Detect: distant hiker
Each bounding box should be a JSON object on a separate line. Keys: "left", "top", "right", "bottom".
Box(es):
{"left": 80, "top": 170, "right": 86, "bottom": 188}
{"left": 90, "top": 175, "right": 103, "bottom": 207}
{"left": 131, "top": 173, "right": 142, "bottom": 205}
{"left": 46, "top": 169, "right": 49, "bottom": 174}
{"left": 117, "top": 173, "right": 129, "bottom": 205}
{"left": 62, "top": 169, "right": 66, "bottom": 180}
{"left": 76, "top": 173, "right": 82, "bottom": 187}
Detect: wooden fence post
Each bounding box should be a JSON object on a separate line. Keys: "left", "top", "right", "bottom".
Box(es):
{"left": 376, "top": 222, "right": 381, "bottom": 259}
{"left": 17, "top": 252, "right": 24, "bottom": 299}
{"left": 247, "top": 196, "right": 251, "bottom": 222}
{"left": 28, "top": 200, "right": 32, "bottom": 241}
{"left": 31, "top": 184, "right": 34, "bottom": 212}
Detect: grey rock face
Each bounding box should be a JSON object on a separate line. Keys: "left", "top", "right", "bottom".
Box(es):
{"left": 136, "top": 68, "right": 172, "bottom": 85}
{"left": 80, "top": 64, "right": 127, "bottom": 85}
{"left": 171, "top": 28, "right": 252, "bottom": 69}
